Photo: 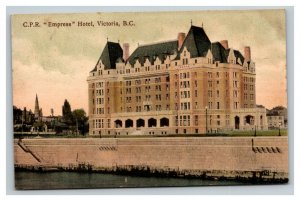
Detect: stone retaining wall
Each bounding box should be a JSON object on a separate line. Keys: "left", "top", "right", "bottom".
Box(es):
{"left": 14, "top": 137, "right": 288, "bottom": 179}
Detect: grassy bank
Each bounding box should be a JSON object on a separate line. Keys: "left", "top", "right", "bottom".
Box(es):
{"left": 14, "top": 129, "right": 287, "bottom": 139}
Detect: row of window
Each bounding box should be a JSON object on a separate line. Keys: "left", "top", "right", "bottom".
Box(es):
{"left": 95, "top": 82, "right": 104, "bottom": 88}
{"left": 96, "top": 108, "right": 105, "bottom": 114}
{"left": 96, "top": 98, "right": 104, "bottom": 104}
{"left": 182, "top": 58, "right": 189, "bottom": 65}
{"left": 95, "top": 89, "right": 104, "bottom": 96}
{"left": 126, "top": 77, "right": 170, "bottom": 86}
{"left": 243, "top": 77, "right": 255, "bottom": 83}
{"left": 94, "top": 119, "right": 111, "bottom": 129}
{"left": 175, "top": 115, "right": 191, "bottom": 126}
{"left": 173, "top": 114, "right": 233, "bottom": 127}
{"left": 125, "top": 104, "right": 171, "bottom": 112}
{"left": 125, "top": 85, "right": 169, "bottom": 94}
{"left": 180, "top": 102, "right": 191, "bottom": 110}
{"left": 244, "top": 84, "right": 255, "bottom": 91}
{"left": 180, "top": 91, "right": 191, "bottom": 99}
{"left": 244, "top": 93, "right": 255, "bottom": 100}
{"left": 180, "top": 81, "right": 190, "bottom": 88}
{"left": 208, "top": 80, "right": 222, "bottom": 87}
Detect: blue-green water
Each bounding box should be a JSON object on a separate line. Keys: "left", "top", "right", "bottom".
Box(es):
{"left": 15, "top": 171, "right": 246, "bottom": 190}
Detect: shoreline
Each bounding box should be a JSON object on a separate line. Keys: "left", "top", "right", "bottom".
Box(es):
{"left": 14, "top": 137, "right": 288, "bottom": 187}
{"left": 15, "top": 164, "right": 288, "bottom": 184}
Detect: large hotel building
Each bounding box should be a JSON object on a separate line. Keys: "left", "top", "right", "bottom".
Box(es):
{"left": 87, "top": 25, "right": 268, "bottom": 136}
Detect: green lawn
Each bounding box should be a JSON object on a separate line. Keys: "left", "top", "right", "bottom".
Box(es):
{"left": 14, "top": 129, "right": 287, "bottom": 138}
{"left": 219, "top": 129, "right": 287, "bottom": 137}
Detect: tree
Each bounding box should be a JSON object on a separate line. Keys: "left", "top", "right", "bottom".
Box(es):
{"left": 13, "top": 106, "right": 23, "bottom": 124}
{"left": 72, "top": 109, "right": 88, "bottom": 135}
{"left": 62, "top": 99, "right": 73, "bottom": 124}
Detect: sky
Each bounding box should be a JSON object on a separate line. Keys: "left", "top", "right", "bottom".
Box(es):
{"left": 11, "top": 9, "right": 287, "bottom": 116}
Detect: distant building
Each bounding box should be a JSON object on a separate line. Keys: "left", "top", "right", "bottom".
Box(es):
{"left": 41, "top": 115, "right": 62, "bottom": 123}
{"left": 267, "top": 106, "right": 288, "bottom": 128}
{"left": 87, "top": 24, "right": 268, "bottom": 136}
{"left": 267, "top": 116, "right": 285, "bottom": 129}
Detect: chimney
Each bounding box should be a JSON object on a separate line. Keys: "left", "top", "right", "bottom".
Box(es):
{"left": 177, "top": 32, "right": 186, "bottom": 50}
{"left": 244, "top": 46, "right": 251, "bottom": 61}
{"left": 220, "top": 40, "right": 229, "bottom": 49}
{"left": 123, "top": 43, "right": 130, "bottom": 61}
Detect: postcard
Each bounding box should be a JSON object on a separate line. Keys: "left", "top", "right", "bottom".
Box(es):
{"left": 12, "top": 9, "right": 288, "bottom": 190}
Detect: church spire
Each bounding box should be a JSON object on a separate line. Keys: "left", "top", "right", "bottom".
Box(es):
{"left": 34, "top": 94, "right": 40, "bottom": 119}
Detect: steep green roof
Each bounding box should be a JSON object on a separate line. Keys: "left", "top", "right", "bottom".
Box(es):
{"left": 90, "top": 25, "right": 246, "bottom": 72}
{"left": 233, "top": 50, "right": 245, "bottom": 64}
{"left": 211, "top": 42, "right": 227, "bottom": 63}
{"left": 91, "top": 41, "right": 123, "bottom": 72}
{"left": 177, "top": 25, "right": 211, "bottom": 59}
{"left": 127, "top": 40, "right": 178, "bottom": 66}
{"left": 224, "top": 49, "right": 245, "bottom": 64}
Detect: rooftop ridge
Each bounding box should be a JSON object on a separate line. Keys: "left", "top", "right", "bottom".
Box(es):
{"left": 107, "top": 41, "right": 120, "bottom": 44}
{"left": 138, "top": 39, "right": 177, "bottom": 48}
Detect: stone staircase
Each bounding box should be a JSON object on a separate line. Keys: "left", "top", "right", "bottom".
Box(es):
{"left": 252, "top": 146, "right": 281, "bottom": 154}
{"left": 18, "top": 140, "right": 42, "bottom": 162}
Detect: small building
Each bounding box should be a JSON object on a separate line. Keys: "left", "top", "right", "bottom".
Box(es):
{"left": 267, "top": 115, "right": 285, "bottom": 129}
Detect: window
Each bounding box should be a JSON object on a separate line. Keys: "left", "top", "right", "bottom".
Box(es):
{"left": 107, "top": 119, "right": 111, "bottom": 128}
{"left": 195, "top": 115, "right": 198, "bottom": 126}
{"left": 233, "top": 90, "right": 238, "bottom": 97}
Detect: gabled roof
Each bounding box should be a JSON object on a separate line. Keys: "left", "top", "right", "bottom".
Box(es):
{"left": 90, "top": 25, "right": 246, "bottom": 72}
{"left": 233, "top": 50, "right": 245, "bottom": 64}
{"left": 225, "top": 49, "right": 245, "bottom": 64}
{"left": 91, "top": 41, "right": 123, "bottom": 72}
{"left": 211, "top": 42, "right": 227, "bottom": 63}
{"left": 177, "top": 25, "right": 211, "bottom": 59}
{"left": 127, "top": 40, "right": 178, "bottom": 66}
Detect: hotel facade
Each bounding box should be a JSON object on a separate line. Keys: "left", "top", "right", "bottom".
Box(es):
{"left": 87, "top": 25, "right": 268, "bottom": 136}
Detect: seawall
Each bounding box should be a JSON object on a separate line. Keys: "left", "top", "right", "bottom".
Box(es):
{"left": 14, "top": 137, "right": 288, "bottom": 181}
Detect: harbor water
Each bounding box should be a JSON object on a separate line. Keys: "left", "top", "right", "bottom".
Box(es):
{"left": 15, "top": 171, "right": 247, "bottom": 190}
